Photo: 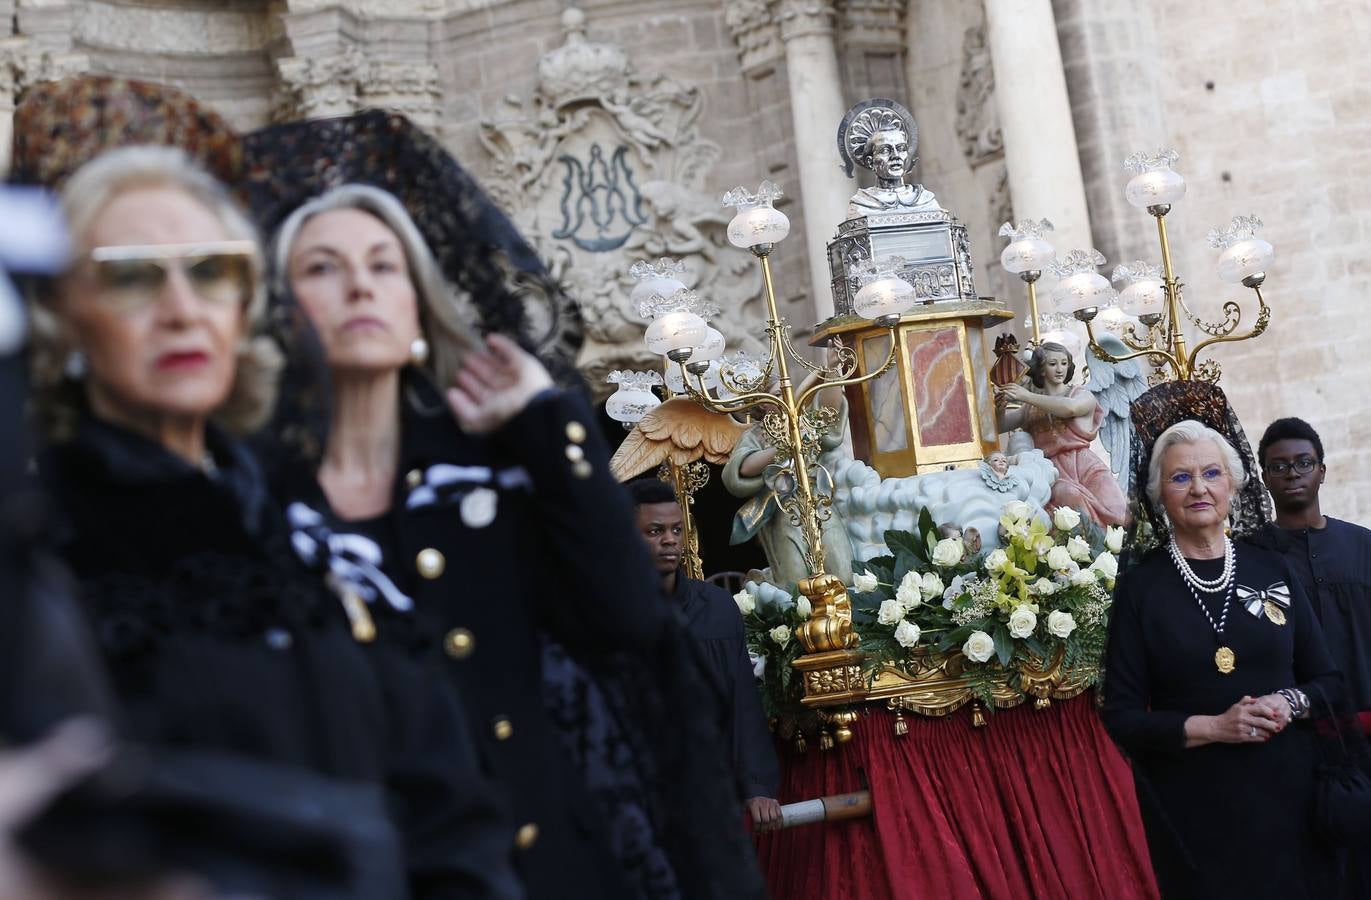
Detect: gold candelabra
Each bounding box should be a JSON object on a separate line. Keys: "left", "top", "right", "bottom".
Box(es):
{"left": 1075, "top": 150, "right": 1272, "bottom": 382}
{"left": 661, "top": 180, "right": 917, "bottom": 681}
{"left": 1075, "top": 207, "right": 1271, "bottom": 383}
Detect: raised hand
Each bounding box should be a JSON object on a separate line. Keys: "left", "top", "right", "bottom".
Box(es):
{"left": 445, "top": 334, "right": 555, "bottom": 435}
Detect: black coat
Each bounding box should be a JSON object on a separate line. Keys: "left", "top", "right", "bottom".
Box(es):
{"left": 672, "top": 575, "right": 779, "bottom": 800}
{"left": 41, "top": 417, "right": 520, "bottom": 900}
{"left": 276, "top": 373, "right": 768, "bottom": 900}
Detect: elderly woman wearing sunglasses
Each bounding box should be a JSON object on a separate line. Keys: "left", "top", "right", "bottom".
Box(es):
{"left": 1101, "top": 419, "right": 1341, "bottom": 898}
{"left": 28, "top": 146, "right": 520, "bottom": 900}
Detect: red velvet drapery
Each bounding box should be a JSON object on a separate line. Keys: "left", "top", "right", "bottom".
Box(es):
{"left": 755, "top": 693, "right": 1159, "bottom": 900}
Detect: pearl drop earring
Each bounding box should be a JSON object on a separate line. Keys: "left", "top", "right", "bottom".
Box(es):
{"left": 409, "top": 337, "right": 429, "bottom": 366}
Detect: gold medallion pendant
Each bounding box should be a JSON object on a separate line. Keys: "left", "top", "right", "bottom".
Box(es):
{"left": 1215, "top": 646, "right": 1236, "bottom": 674}
{"left": 1263, "top": 600, "right": 1287, "bottom": 626}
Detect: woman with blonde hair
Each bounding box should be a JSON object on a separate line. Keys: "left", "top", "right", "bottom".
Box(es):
{"left": 29, "top": 144, "right": 517, "bottom": 899}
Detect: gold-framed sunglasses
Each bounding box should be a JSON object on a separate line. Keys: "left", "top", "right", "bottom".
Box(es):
{"left": 84, "top": 241, "right": 258, "bottom": 312}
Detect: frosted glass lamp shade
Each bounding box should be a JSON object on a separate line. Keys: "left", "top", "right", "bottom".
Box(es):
{"left": 1119, "top": 278, "right": 1166, "bottom": 316}
{"left": 854, "top": 275, "right": 915, "bottom": 320}
{"left": 1052, "top": 271, "right": 1115, "bottom": 313}
{"left": 1000, "top": 238, "right": 1055, "bottom": 274}
{"left": 630, "top": 275, "right": 688, "bottom": 307}
{"left": 1125, "top": 169, "right": 1186, "bottom": 209}
{"left": 1216, "top": 238, "right": 1274, "bottom": 283}
{"left": 606, "top": 386, "right": 661, "bottom": 424}
{"left": 691, "top": 327, "right": 726, "bottom": 363}
{"left": 644, "top": 311, "right": 708, "bottom": 356}
{"left": 727, "top": 206, "right": 790, "bottom": 249}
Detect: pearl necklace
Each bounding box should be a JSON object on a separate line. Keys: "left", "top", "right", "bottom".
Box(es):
{"left": 1168, "top": 536, "right": 1239, "bottom": 674}
{"left": 1167, "top": 536, "right": 1234, "bottom": 592}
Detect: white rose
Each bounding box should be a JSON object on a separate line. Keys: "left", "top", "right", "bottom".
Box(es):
{"left": 1002, "top": 500, "right": 1032, "bottom": 522}
{"left": 1053, "top": 507, "right": 1082, "bottom": 532}
{"left": 1047, "top": 610, "right": 1077, "bottom": 639}
{"left": 733, "top": 589, "right": 756, "bottom": 615}
{"left": 920, "top": 572, "right": 945, "bottom": 602}
{"left": 1105, "top": 525, "right": 1125, "bottom": 555}
{"left": 932, "top": 537, "right": 965, "bottom": 567}
{"left": 1070, "top": 567, "right": 1098, "bottom": 587}
{"left": 1091, "top": 551, "right": 1119, "bottom": 581}
{"left": 895, "top": 571, "right": 923, "bottom": 610}
{"left": 1031, "top": 534, "right": 1055, "bottom": 557}
{"left": 769, "top": 624, "right": 792, "bottom": 648}
{"left": 1008, "top": 604, "right": 1037, "bottom": 639}
{"left": 985, "top": 549, "right": 1010, "bottom": 573}
{"left": 795, "top": 594, "right": 812, "bottom": 619}
{"left": 853, "top": 570, "right": 880, "bottom": 592}
{"left": 1067, "top": 535, "right": 1093, "bottom": 563}
{"left": 963, "top": 630, "right": 995, "bottom": 663}
{"left": 1041, "top": 546, "right": 1074, "bottom": 573}
{"left": 1030, "top": 577, "right": 1059, "bottom": 596}
{"left": 878, "top": 598, "right": 905, "bottom": 625}
{"left": 1046, "top": 546, "right": 1074, "bottom": 572}
{"left": 894, "top": 620, "right": 922, "bottom": 649}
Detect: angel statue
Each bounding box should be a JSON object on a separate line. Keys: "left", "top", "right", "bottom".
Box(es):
{"left": 837, "top": 98, "right": 941, "bottom": 220}
{"left": 994, "top": 340, "right": 1132, "bottom": 526}
{"left": 722, "top": 380, "right": 856, "bottom": 592}
{"left": 610, "top": 397, "right": 749, "bottom": 480}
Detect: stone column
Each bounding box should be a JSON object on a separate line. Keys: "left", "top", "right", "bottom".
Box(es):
{"left": 982, "top": 0, "right": 1093, "bottom": 257}
{"left": 777, "top": 0, "right": 851, "bottom": 322}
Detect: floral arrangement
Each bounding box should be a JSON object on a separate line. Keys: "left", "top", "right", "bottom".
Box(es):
{"left": 737, "top": 499, "right": 1123, "bottom": 720}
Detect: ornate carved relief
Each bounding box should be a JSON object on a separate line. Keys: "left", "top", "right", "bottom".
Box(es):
{"left": 836, "top": 0, "right": 908, "bottom": 48}
{"left": 480, "top": 7, "right": 764, "bottom": 395}
{"left": 955, "top": 15, "right": 1003, "bottom": 167}
{"left": 724, "top": 0, "right": 782, "bottom": 73}
{"left": 274, "top": 48, "right": 440, "bottom": 129}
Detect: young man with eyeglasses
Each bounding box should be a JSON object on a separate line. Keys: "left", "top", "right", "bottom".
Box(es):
{"left": 1254, "top": 418, "right": 1371, "bottom": 732}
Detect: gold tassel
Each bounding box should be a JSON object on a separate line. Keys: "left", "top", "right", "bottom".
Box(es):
{"left": 893, "top": 710, "right": 908, "bottom": 736}
{"left": 819, "top": 730, "right": 835, "bottom": 751}
{"left": 328, "top": 574, "right": 376, "bottom": 643}
{"left": 971, "top": 701, "right": 987, "bottom": 728}
{"left": 794, "top": 733, "right": 808, "bottom": 754}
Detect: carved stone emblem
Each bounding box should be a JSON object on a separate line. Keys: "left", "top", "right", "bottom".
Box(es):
{"left": 480, "top": 6, "right": 764, "bottom": 394}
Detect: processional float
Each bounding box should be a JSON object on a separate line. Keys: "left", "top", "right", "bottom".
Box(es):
{"left": 608, "top": 98, "right": 1275, "bottom": 749}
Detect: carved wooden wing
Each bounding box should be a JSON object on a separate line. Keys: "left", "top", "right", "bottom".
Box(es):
{"left": 610, "top": 398, "right": 748, "bottom": 482}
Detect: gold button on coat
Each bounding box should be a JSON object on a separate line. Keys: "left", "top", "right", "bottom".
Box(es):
{"left": 492, "top": 716, "right": 513, "bottom": 741}
{"left": 514, "top": 823, "right": 539, "bottom": 850}
{"left": 571, "top": 460, "right": 593, "bottom": 480}
{"left": 444, "top": 628, "right": 475, "bottom": 659}
{"left": 405, "top": 468, "right": 424, "bottom": 489}
{"left": 416, "top": 548, "right": 446, "bottom": 579}
{"left": 565, "top": 421, "right": 587, "bottom": 444}
{"left": 564, "top": 444, "right": 585, "bottom": 462}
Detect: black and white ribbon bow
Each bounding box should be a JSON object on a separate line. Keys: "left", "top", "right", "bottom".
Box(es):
{"left": 404, "top": 463, "right": 532, "bottom": 511}
{"left": 286, "top": 502, "right": 414, "bottom": 612}
{"left": 1236, "top": 582, "right": 1291, "bottom": 618}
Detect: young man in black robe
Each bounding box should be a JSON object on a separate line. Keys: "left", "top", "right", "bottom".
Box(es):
{"left": 1254, "top": 417, "right": 1371, "bottom": 897}
{"left": 1254, "top": 417, "right": 1371, "bottom": 721}
{"left": 628, "top": 478, "right": 782, "bottom": 832}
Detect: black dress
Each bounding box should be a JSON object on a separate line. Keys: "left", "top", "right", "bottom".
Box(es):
{"left": 275, "top": 371, "right": 767, "bottom": 900}
{"left": 42, "top": 416, "right": 520, "bottom": 900}
{"left": 672, "top": 574, "right": 779, "bottom": 801}
{"left": 1101, "top": 541, "right": 1341, "bottom": 899}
